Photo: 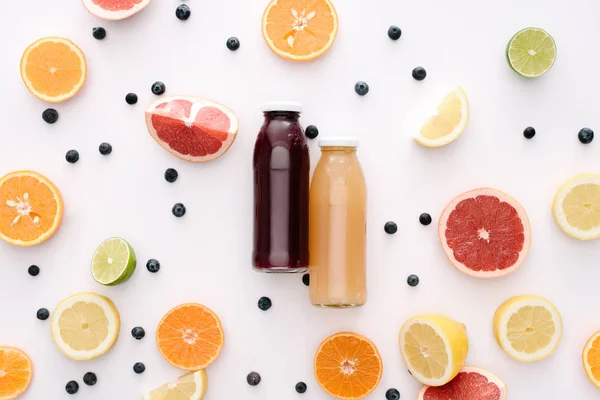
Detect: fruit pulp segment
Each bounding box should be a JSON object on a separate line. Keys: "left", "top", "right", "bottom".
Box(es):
{"left": 0, "top": 349, "right": 30, "bottom": 398}
{"left": 93, "top": 0, "right": 143, "bottom": 11}
{"left": 404, "top": 324, "right": 448, "bottom": 379}
{"left": 563, "top": 183, "right": 600, "bottom": 230}
{"left": 58, "top": 301, "right": 109, "bottom": 351}
{"left": 423, "top": 371, "right": 502, "bottom": 400}
{"left": 24, "top": 41, "right": 83, "bottom": 97}
{"left": 420, "top": 92, "right": 463, "bottom": 139}
{"left": 506, "top": 306, "right": 554, "bottom": 354}
{"left": 508, "top": 29, "right": 555, "bottom": 76}
{"left": 588, "top": 337, "right": 600, "bottom": 381}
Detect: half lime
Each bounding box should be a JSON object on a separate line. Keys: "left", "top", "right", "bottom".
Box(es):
{"left": 506, "top": 27, "right": 556, "bottom": 78}
{"left": 91, "top": 237, "right": 136, "bottom": 286}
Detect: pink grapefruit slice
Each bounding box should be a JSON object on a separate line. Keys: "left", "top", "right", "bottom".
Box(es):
{"left": 145, "top": 96, "right": 239, "bottom": 162}
{"left": 418, "top": 366, "right": 507, "bottom": 400}
{"left": 439, "top": 188, "right": 531, "bottom": 279}
{"left": 82, "top": 0, "right": 152, "bottom": 20}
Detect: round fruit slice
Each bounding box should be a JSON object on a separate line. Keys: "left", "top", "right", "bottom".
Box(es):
{"left": 506, "top": 27, "right": 556, "bottom": 78}
{"left": 91, "top": 238, "right": 137, "bottom": 286}
{"left": 493, "top": 295, "right": 562, "bottom": 362}
{"left": 145, "top": 96, "right": 239, "bottom": 162}
{"left": 143, "top": 370, "right": 208, "bottom": 400}
{"left": 399, "top": 314, "right": 469, "bottom": 387}
{"left": 51, "top": 292, "right": 120, "bottom": 360}
{"left": 553, "top": 174, "right": 600, "bottom": 240}
{"left": 418, "top": 366, "right": 507, "bottom": 400}
{"left": 0, "top": 347, "right": 32, "bottom": 400}
{"left": 262, "top": 0, "right": 338, "bottom": 62}
{"left": 583, "top": 331, "right": 600, "bottom": 389}
{"left": 439, "top": 188, "right": 531, "bottom": 278}
{"left": 413, "top": 86, "right": 469, "bottom": 147}
{"left": 20, "top": 37, "right": 86, "bottom": 103}
{"left": 314, "top": 332, "right": 382, "bottom": 399}
{"left": 82, "top": 0, "right": 152, "bottom": 20}
{"left": 156, "top": 303, "right": 224, "bottom": 370}
{"left": 0, "top": 171, "right": 63, "bottom": 247}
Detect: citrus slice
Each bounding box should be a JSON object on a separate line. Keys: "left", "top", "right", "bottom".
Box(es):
{"left": 493, "top": 295, "right": 562, "bottom": 362}
{"left": 553, "top": 174, "right": 600, "bottom": 240}
{"left": 506, "top": 28, "right": 556, "bottom": 78}
{"left": 50, "top": 292, "right": 120, "bottom": 360}
{"left": 0, "top": 347, "right": 32, "bottom": 400}
{"left": 399, "top": 314, "right": 469, "bottom": 387}
{"left": 91, "top": 238, "right": 137, "bottom": 286}
{"left": 439, "top": 188, "right": 531, "bottom": 278}
{"left": 262, "top": 0, "right": 338, "bottom": 62}
{"left": 314, "top": 332, "right": 382, "bottom": 399}
{"left": 143, "top": 370, "right": 208, "bottom": 400}
{"left": 20, "top": 37, "right": 86, "bottom": 103}
{"left": 418, "top": 366, "right": 507, "bottom": 400}
{"left": 145, "top": 96, "right": 239, "bottom": 162}
{"left": 413, "top": 86, "right": 469, "bottom": 147}
{"left": 156, "top": 304, "right": 224, "bottom": 370}
{"left": 82, "top": 0, "right": 152, "bottom": 20}
{"left": 583, "top": 331, "right": 600, "bottom": 389}
{"left": 0, "top": 171, "right": 63, "bottom": 247}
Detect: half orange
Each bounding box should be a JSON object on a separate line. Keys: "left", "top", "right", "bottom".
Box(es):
{"left": 0, "top": 171, "right": 63, "bottom": 247}
{"left": 156, "top": 303, "right": 224, "bottom": 371}
{"left": 314, "top": 332, "right": 383, "bottom": 399}
{"left": 583, "top": 331, "right": 600, "bottom": 389}
{"left": 262, "top": 0, "right": 338, "bottom": 62}
{"left": 0, "top": 347, "right": 33, "bottom": 400}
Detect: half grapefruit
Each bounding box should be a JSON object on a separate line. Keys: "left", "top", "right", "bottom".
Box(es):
{"left": 145, "top": 96, "right": 239, "bottom": 162}
{"left": 82, "top": 0, "right": 152, "bottom": 20}
{"left": 439, "top": 188, "right": 531, "bottom": 278}
{"left": 418, "top": 366, "right": 507, "bottom": 400}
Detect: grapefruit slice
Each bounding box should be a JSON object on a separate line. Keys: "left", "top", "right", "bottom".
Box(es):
{"left": 418, "top": 366, "right": 507, "bottom": 400}
{"left": 145, "top": 96, "right": 239, "bottom": 162}
{"left": 439, "top": 188, "right": 531, "bottom": 278}
{"left": 82, "top": 0, "right": 152, "bottom": 20}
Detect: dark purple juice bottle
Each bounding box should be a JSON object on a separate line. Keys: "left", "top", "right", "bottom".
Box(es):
{"left": 253, "top": 102, "right": 309, "bottom": 273}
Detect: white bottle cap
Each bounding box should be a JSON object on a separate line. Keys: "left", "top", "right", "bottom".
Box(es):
{"left": 319, "top": 137, "right": 360, "bottom": 148}
{"left": 262, "top": 101, "right": 303, "bottom": 113}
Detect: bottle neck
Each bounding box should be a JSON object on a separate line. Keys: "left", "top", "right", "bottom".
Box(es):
{"left": 321, "top": 146, "right": 357, "bottom": 153}
{"left": 263, "top": 111, "right": 300, "bottom": 121}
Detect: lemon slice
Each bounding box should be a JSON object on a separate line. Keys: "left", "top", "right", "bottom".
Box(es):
{"left": 50, "top": 292, "right": 120, "bottom": 360}
{"left": 413, "top": 86, "right": 469, "bottom": 147}
{"left": 553, "top": 174, "right": 600, "bottom": 240}
{"left": 143, "top": 370, "right": 208, "bottom": 400}
{"left": 399, "top": 314, "right": 469, "bottom": 386}
{"left": 493, "top": 295, "right": 562, "bottom": 362}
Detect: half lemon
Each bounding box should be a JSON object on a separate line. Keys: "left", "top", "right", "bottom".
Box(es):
{"left": 553, "top": 174, "right": 600, "bottom": 240}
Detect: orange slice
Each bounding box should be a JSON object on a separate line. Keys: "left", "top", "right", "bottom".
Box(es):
{"left": 0, "top": 347, "right": 33, "bottom": 400}
{"left": 20, "top": 37, "right": 87, "bottom": 103}
{"left": 156, "top": 304, "right": 224, "bottom": 371}
{"left": 314, "top": 332, "right": 383, "bottom": 399}
{"left": 262, "top": 0, "right": 338, "bottom": 62}
{"left": 0, "top": 171, "right": 63, "bottom": 247}
{"left": 583, "top": 331, "right": 600, "bottom": 389}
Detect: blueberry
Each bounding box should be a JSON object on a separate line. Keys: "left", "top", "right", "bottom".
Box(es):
{"left": 146, "top": 259, "right": 160, "bottom": 273}
{"left": 176, "top": 4, "right": 191, "bottom": 20}
{"left": 295, "top": 381, "right": 307, "bottom": 393}
{"left": 83, "top": 372, "right": 97, "bottom": 386}
{"left": 37, "top": 308, "right": 50, "bottom": 320}
{"left": 302, "top": 273, "right": 310, "bottom": 286}
{"left": 42, "top": 108, "right": 59, "bottom": 124}
{"left": 412, "top": 67, "right": 427, "bottom": 81}
{"left": 133, "top": 362, "right": 145, "bottom": 374}
{"left": 246, "top": 371, "right": 261, "bottom": 386}
{"left": 523, "top": 126, "right": 536, "bottom": 139}
{"left": 407, "top": 274, "right": 419, "bottom": 287}
{"left": 386, "top": 388, "right": 401, "bottom": 400}
{"left": 99, "top": 142, "right": 112, "bottom": 155}
{"left": 131, "top": 327, "right": 146, "bottom": 340}
{"left": 305, "top": 125, "right": 319, "bottom": 139}
{"left": 164, "top": 168, "right": 178, "bottom": 183}
{"left": 125, "top": 93, "right": 138, "bottom": 105}
{"left": 65, "top": 150, "right": 79, "bottom": 163}
{"left": 257, "top": 296, "right": 272, "bottom": 311}
{"left": 419, "top": 213, "right": 432, "bottom": 226}
{"left": 384, "top": 221, "right": 398, "bottom": 234}
{"left": 172, "top": 203, "right": 186, "bottom": 217}
{"left": 354, "top": 81, "right": 369, "bottom": 96}
{"left": 151, "top": 81, "right": 166, "bottom": 95}
{"left": 92, "top": 27, "right": 106, "bottom": 40}
{"left": 65, "top": 381, "right": 79, "bottom": 394}
{"left": 226, "top": 37, "right": 240, "bottom": 51}
{"left": 28, "top": 265, "right": 40, "bottom": 276}
{"left": 578, "top": 127, "right": 594, "bottom": 144}
{"left": 388, "top": 25, "right": 402, "bottom": 40}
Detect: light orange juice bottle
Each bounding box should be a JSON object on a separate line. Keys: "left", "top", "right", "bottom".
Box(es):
{"left": 309, "top": 138, "right": 366, "bottom": 308}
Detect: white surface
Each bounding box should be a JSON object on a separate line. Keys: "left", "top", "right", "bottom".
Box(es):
{"left": 1, "top": 0, "right": 600, "bottom": 399}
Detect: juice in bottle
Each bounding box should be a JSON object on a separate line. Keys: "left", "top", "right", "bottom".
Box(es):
{"left": 252, "top": 102, "right": 309, "bottom": 273}
{"left": 309, "top": 138, "right": 366, "bottom": 307}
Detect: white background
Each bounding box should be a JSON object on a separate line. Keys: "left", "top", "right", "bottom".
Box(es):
{"left": 1, "top": 0, "right": 599, "bottom": 398}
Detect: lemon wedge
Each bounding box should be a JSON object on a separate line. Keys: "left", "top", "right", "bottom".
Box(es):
{"left": 143, "top": 370, "right": 208, "bottom": 400}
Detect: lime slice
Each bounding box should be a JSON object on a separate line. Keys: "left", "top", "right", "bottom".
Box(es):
{"left": 506, "top": 28, "right": 556, "bottom": 78}
{"left": 91, "top": 237, "right": 136, "bottom": 286}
